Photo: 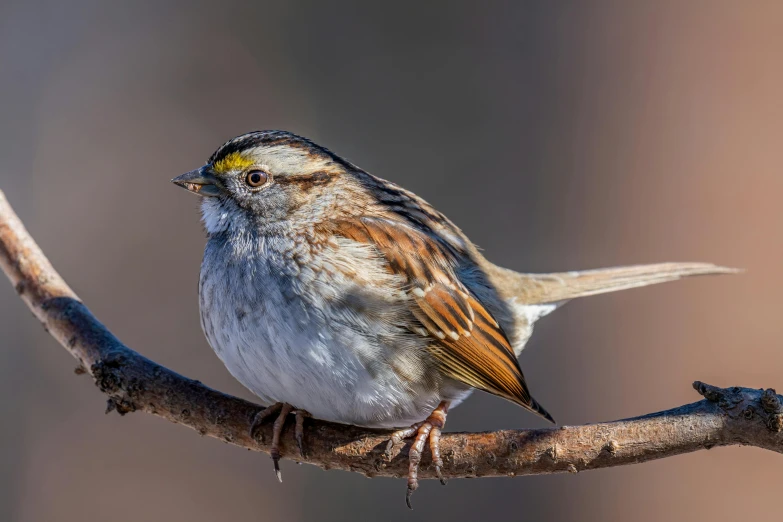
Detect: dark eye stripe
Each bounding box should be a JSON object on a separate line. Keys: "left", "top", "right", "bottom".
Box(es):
{"left": 276, "top": 171, "right": 334, "bottom": 187}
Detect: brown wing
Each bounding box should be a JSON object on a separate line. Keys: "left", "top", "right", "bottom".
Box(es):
{"left": 328, "top": 215, "right": 553, "bottom": 422}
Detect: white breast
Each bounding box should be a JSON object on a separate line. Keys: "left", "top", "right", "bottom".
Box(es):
{"left": 198, "top": 232, "right": 470, "bottom": 428}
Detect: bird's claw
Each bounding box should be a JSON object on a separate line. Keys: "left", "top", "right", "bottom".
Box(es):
{"left": 249, "top": 403, "right": 311, "bottom": 481}
{"left": 387, "top": 401, "right": 450, "bottom": 509}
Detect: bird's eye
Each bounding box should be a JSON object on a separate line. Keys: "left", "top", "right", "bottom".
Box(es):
{"left": 245, "top": 170, "right": 269, "bottom": 188}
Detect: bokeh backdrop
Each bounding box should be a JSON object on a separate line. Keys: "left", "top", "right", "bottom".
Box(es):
{"left": 1, "top": 1, "right": 781, "bottom": 521}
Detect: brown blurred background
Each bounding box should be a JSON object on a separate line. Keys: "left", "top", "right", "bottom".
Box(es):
{"left": 1, "top": 1, "right": 781, "bottom": 521}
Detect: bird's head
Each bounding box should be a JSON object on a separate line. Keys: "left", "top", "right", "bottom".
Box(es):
{"left": 172, "top": 131, "right": 358, "bottom": 234}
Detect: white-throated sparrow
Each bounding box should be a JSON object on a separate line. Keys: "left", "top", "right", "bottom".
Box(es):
{"left": 172, "top": 130, "right": 734, "bottom": 506}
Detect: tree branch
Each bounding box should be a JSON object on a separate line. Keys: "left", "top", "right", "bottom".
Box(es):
{"left": 1, "top": 189, "right": 781, "bottom": 481}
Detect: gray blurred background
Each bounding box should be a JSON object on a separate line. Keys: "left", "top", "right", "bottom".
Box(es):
{"left": 1, "top": 1, "right": 781, "bottom": 521}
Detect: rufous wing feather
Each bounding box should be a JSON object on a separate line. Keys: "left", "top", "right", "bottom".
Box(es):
{"left": 328, "top": 216, "right": 554, "bottom": 423}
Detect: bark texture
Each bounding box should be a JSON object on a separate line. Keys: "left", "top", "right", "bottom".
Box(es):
{"left": 1, "top": 189, "right": 781, "bottom": 481}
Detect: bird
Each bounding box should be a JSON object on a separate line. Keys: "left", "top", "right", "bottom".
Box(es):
{"left": 172, "top": 130, "right": 735, "bottom": 506}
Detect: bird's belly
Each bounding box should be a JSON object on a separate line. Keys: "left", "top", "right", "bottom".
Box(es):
{"left": 198, "top": 260, "right": 462, "bottom": 428}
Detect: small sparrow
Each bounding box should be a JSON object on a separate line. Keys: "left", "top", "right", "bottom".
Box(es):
{"left": 172, "top": 130, "right": 733, "bottom": 506}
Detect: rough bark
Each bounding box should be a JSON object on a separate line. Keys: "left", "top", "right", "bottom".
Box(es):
{"left": 1, "top": 189, "right": 781, "bottom": 481}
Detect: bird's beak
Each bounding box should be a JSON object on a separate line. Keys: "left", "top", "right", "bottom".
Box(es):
{"left": 171, "top": 168, "right": 222, "bottom": 197}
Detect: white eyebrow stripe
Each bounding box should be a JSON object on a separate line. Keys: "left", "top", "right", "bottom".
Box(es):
{"left": 249, "top": 144, "right": 338, "bottom": 176}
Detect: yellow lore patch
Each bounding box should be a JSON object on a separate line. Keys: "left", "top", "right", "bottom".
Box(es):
{"left": 212, "top": 152, "right": 254, "bottom": 174}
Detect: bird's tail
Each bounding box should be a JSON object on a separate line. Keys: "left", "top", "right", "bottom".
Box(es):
{"left": 486, "top": 262, "right": 740, "bottom": 307}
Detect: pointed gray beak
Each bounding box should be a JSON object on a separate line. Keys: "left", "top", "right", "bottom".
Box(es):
{"left": 171, "top": 168, "right": 222, "bottom": 197}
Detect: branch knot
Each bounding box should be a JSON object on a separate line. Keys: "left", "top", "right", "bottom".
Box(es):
{"left": 760, "top": 388, "right": 781, "bottom": 414}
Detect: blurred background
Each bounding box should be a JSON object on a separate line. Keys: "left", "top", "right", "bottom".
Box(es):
{"left": 1, "top": 1, "right": 781, "bottom": 521}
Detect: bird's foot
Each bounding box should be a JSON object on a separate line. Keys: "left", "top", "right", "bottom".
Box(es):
{"left": 250, "top": 402, "right": 283, "bottom": 443}
{"left": 292, "top": 409, "right": 311, "bottom": 458}
{"left": 385, "top": 401, "right": 450, "bottom": 509}
{"left": 250, "top": 403, "right": 310, "bottom": 482}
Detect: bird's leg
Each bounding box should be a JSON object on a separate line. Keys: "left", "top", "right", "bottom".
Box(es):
{"left": 292, "top": 409, "right": 311, "bottom": 458}
{"left": 270, "top": 403, "right": 293, "bottom": 482}
{"left": 249, "top": 403, "right": 312, "bottom": 482}
{"left": 386, "top": 401, "right": 450, "bottom": 509}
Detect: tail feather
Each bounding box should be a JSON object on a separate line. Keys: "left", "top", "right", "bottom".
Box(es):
{"left": 487, "top": 262, "right": 740, "bottom": 306}
{"left": 484, "top": 261, "right": 738, "bottom": 423}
